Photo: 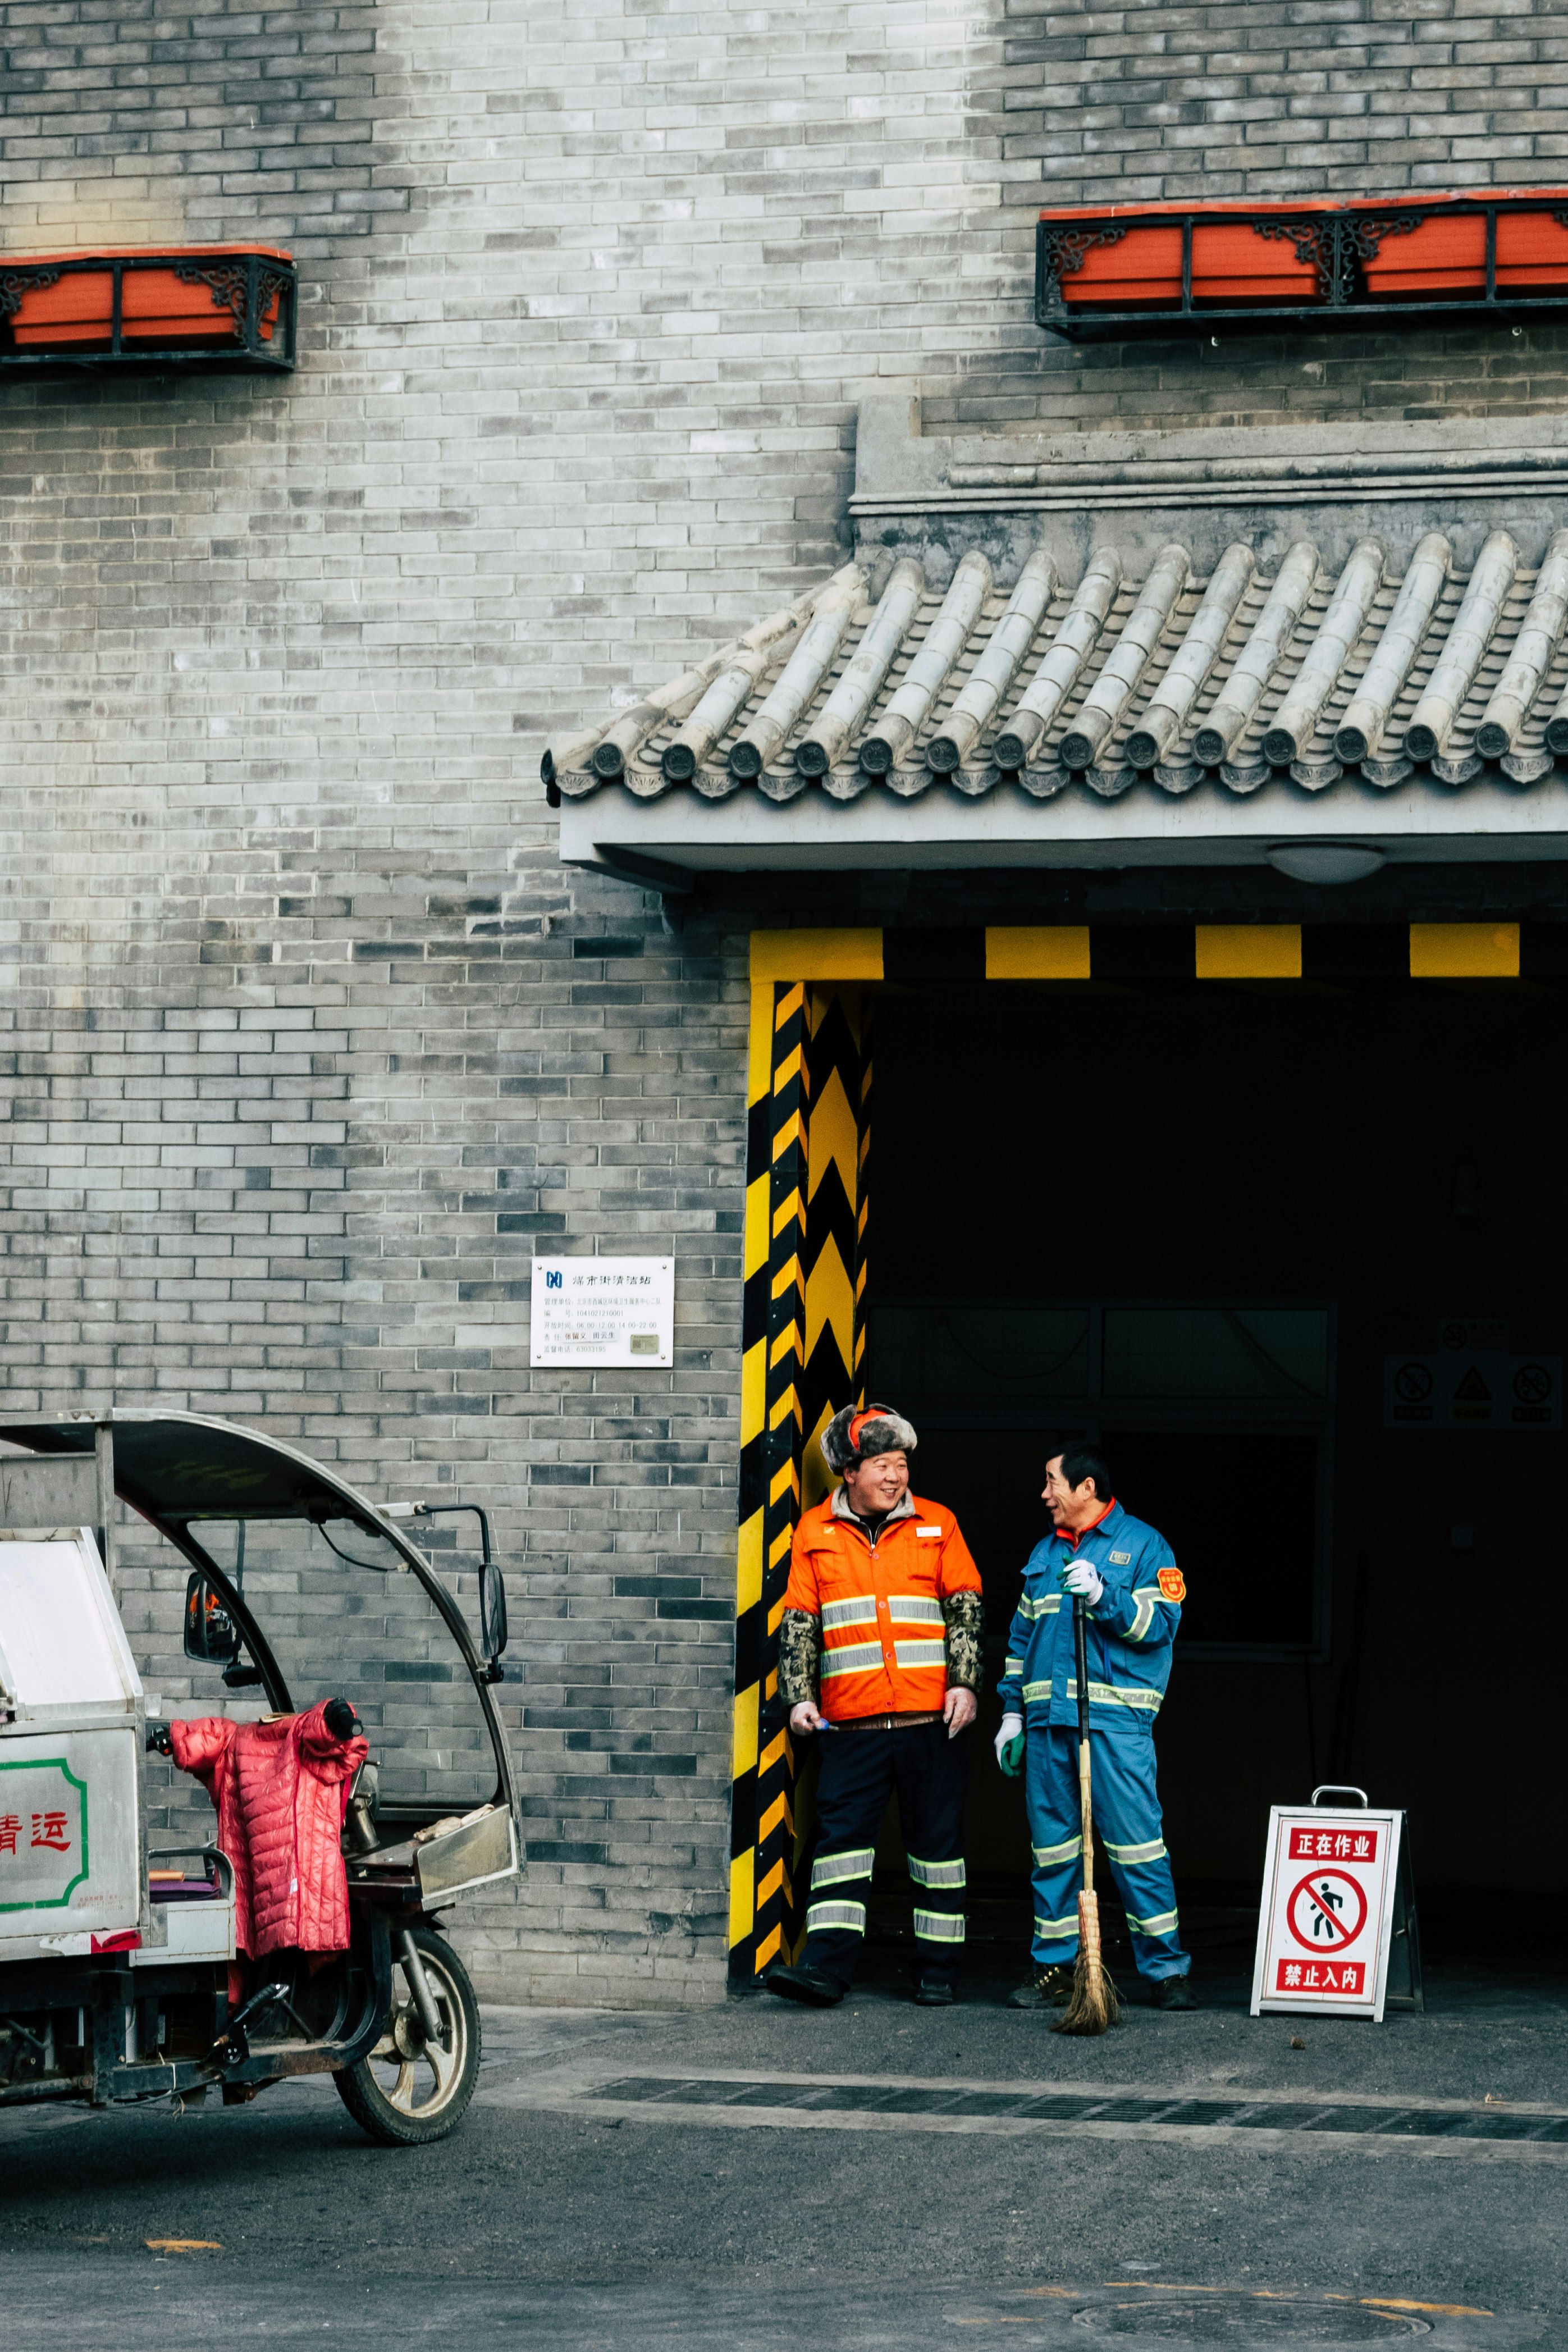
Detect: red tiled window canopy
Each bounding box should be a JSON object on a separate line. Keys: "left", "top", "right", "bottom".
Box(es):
{"left": 0, "top": 247, "right": 296, "bottom": 370}
{"left": 1037, "top": 191, "right": 1568, "bottom": 339}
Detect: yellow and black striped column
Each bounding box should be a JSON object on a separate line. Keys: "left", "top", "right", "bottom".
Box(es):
{"left": 798, "top": 984, "right": 871, "bottom": 1509}
{"left": 729, "top": 938, "right": 877, "bottom": 1981}
{"left": 729, "top": 974, "right": 810, "bottom": 1977}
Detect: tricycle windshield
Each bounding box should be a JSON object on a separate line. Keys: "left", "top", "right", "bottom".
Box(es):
{"left": 194, "top": 1515, "right": 496, "bottom": 1813}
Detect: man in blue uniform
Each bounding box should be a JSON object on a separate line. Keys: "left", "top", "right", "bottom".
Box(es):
{"left": 995, "top": 1443, "right": 1195, "bottom": 2012}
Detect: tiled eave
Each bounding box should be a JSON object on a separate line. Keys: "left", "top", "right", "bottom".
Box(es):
{"left": 557, "top": 772, "right": 1568, "bottom": 884}
{"left": 550, "top": 534, "right": 1568, "bottom": 879}
{"left": 548, "top": 410, "right": 1568, "bottom": 882}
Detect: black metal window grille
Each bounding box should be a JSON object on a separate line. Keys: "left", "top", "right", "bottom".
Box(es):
{"left": 1036, "top": 193, "right": 1568, "bottom": 339}
{"left": 0, "top": 250, "right": 297, "bottom": 372}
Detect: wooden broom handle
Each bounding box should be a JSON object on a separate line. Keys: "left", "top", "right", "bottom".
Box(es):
{"left": 1074, "top": 1596, "right": 1094, "bottom": 1894}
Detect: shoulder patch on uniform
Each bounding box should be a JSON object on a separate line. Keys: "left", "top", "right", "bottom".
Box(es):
{"left": 1158, "top": 1567, "right": 1186, "bottom": 1602}
{"left": 1108, "top": 1550, "right": 1131, "bottom": 1565}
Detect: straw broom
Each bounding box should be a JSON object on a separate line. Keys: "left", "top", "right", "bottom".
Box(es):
{"left": 1054, "top": 1593, "right": 1121, "bottom": 2035}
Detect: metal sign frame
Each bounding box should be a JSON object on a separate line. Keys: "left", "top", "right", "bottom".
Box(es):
{"left": 1251, "top": 1786, "right": 1421, "bottom": 2024}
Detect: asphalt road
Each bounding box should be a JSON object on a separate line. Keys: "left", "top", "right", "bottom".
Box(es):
{"left": 2, "top": 1952, "right": 1564, "bottom": 2350}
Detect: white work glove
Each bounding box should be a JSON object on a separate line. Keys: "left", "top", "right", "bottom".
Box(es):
{"left": 944, "top": 1686, "right": 979, "bottom": 1739}
{"left": 1062, "top": 1560, "right": 1104, "bottom": 1606}
{"left": 994, "top": 1712, "right": 1025, "bottom": 1777}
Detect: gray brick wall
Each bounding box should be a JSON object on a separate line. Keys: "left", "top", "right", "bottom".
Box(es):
{"left": 953, "top": 0, "right": 1568, "bottom": 432}
{"left": 0, "top": 0, "right": 1563, "bottom": 1999}
{"left": 0, "top": 765, "right": 752, "bottom": 2002}
{"left": 0, "top": 3, "right": 391, "bottom": 250}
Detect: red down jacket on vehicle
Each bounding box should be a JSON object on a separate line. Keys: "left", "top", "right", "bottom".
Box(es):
{"left": 170, "top": 1702, "right": 369, "bottom": 1958}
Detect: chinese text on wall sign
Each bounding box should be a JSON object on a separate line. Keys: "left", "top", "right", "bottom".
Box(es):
{"left": 529, "top": 1257, "right": 675, "bottom": 1368}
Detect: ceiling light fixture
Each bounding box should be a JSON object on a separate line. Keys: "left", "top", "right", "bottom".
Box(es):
{"left": 1265, "top": 843, "right": 1386, "bottom": 885}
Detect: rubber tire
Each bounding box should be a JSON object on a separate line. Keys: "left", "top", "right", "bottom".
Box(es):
{"left": 332, "top": 1927, "right": 482, "bottom": 2147}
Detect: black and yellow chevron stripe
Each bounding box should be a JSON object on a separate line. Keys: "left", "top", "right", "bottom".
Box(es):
{"left": 729, "top": 966, "right": 871, "bottom": 1981}
{"left": 798, "top": 985, "right": 870, "bottom": 1514}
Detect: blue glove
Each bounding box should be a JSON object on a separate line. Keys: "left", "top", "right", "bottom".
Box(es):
{"left": 1061, "top": 1560, "right": 1104, "bottom": 1606}
{"left": 994, "top": 1714, "right": 1025, "bottom": 1777}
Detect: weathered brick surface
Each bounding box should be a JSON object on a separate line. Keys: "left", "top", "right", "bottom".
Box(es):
{"left": 0, "top": 0, "right": 1561, "bottom": 1998}
{"left": 944, "top": 0, "right": 1568, "bottom": 430}
{"left": 0, "top": 768, "right": 752, "bottom": 2001}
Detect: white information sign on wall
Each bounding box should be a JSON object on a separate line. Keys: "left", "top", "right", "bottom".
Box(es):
{"left": 529, "top": 1257, "right": 674, "bottom": 1369}
{"left": 1251, "top": 1805, "right": 1405, "bottom": 2022}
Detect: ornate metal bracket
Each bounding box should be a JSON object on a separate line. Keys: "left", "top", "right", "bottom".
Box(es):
{"left": 1338, "top": 213, "right": 1424, "bottom": 300}
{"left": 173, "top": 262, "right": 252, "bottom": 328}
{"left": 173, "top": 257, "right": 291, "bottom": 358}
{"left": 1254, "top": 219, "right": 1338, "bottom": 303}
{"left": 0, "top": 266, "right": 62, "bottom": 322}
{"left": 1252, "top": 214, "right": 1423, "bottom": 305}
{"left": 1038, "top": 223, "right": 1130, "bottom": 311}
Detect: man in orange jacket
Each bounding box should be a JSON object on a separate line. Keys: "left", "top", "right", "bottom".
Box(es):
{"left": 766, "top": 1403, "right": 984, "bottom": 2008}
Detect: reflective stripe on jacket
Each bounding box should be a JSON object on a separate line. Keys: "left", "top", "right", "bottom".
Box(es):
{"left": 995, "top": 1499, "right": 1181, "bottom": 1733}
{"left": 784, "top": 1490, "right": 982, "bottom": 1722}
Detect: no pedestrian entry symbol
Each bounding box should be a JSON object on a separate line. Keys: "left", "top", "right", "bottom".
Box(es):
{"left": 1286, "top": 1869, "right": 1367, "bottom": 1953}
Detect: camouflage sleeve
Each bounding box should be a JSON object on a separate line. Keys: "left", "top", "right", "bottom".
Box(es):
{"left": 942, "top": 1590, "right": 985, "bottom": 1693}
{"left": 778, "top": 1608, "right": 822, "bottom": 1707}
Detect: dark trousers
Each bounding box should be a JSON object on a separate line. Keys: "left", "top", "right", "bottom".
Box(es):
{"left": 799, "top": 1719, "right": 968, "bottom": 1987}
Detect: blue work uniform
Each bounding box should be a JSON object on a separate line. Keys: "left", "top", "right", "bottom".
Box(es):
{"left": 996, "top": 1499, "right": 1190, "bottom": 1983}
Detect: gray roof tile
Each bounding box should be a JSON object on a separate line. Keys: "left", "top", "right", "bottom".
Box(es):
{"left": 547, "top": 531, "right": 1568, "bottom": 807}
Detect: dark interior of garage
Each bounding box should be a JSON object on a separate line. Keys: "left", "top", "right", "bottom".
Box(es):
{"left": 851, "top": 964, "right": 1568, "bottom": 1993}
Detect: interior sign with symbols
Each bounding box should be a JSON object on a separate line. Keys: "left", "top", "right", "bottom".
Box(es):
{"left": 529, "top": 1257, "right": 674, "bottom": 1368}
{"left": 1251, "top": 1806, "right": 1409, "bottom": 2022}
{"left": 1383, "top": 1351, "right": 1560, "bottom": 1431}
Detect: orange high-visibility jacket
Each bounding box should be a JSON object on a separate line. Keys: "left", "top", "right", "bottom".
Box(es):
{"left": 784, "top": 1494, "right": 982, "bottom": 1722}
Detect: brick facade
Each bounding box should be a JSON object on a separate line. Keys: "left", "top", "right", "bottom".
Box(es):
{"left": 0, "top": 0, "right": 1562, "bottom": 1999}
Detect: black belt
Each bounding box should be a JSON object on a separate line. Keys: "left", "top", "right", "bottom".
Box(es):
{"left": 828, "top": 1710, "right": 944, "bottom": 1733}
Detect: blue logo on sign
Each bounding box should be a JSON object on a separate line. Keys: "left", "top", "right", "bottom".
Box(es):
{"left": 545, "top": 1270, "right": 562, "bottom": 1289}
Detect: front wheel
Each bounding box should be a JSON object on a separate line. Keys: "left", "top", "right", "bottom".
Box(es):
{"left": 333, "top": 1927, "right": 481, "bottom": 2146}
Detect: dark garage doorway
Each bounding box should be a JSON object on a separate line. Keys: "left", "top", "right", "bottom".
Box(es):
{"left": 857, "top": 966, "right": 1568, "bottom": 1986}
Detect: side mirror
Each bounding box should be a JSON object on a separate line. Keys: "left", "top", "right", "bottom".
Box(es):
{"left": 184, "top": 1572, "right": 241, "bottom": 1665}
{"left": 479, "top": 1561, "right": 508, "bottom": 1680}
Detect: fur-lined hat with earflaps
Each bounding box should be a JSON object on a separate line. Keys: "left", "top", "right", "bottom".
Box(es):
{"left": 821, "top": 1402, "right": 918, "bottom": 1474}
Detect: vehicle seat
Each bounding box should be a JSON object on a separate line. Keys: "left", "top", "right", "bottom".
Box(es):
{"left": 148, "top": 1848, "right": 233, "bottom": 1902}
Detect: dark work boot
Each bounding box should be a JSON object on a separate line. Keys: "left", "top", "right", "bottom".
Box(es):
{"left": 1151, "top": 1974, "right": 1196, "bottom": 2012}
{"left": 765, "top": 1962, "right": 844, "bottom": 2008}
{"left": 914, "top": 1971, "right": 955, "bottom": 2007}
{"left": 1006, "top": 1965, "right": 1073, "bottom": 2010}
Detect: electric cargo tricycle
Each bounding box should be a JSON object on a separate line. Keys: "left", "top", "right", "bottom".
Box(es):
{"left": 0, "top": 1410, "right": 519, "bottom": 2144}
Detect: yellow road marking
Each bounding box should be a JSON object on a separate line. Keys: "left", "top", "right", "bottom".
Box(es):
{"left": 1364, "top": 2299, "right": 1493, "bottom": 2319}
{"left": 145, "top": 2240, "right": 221, "bottom": 2253}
